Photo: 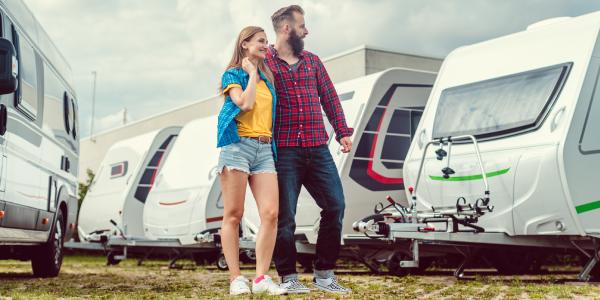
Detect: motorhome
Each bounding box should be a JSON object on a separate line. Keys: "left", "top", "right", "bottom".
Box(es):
{"left": 354, "top": 12, "right": 600, "bottom": 280}
{"left": 78, "top": 127, "right": 180, "bottom": 242}
{"left": 242, "top": 67, "right": 437, "bottom": 269}
{"left": 0, "top": 0, "right": 80, "bottom": 277}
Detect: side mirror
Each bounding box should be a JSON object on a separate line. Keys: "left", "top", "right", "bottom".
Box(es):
{"left": 0, "top": 38, "right": 17, "bottom": 95}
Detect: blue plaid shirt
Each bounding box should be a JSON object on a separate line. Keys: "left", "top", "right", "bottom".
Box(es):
{"left": 216, "top": 67, "right": 278, "bottom": 159}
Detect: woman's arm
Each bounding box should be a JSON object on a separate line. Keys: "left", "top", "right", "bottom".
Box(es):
{"left": 229, "top": 58, "right": 258, "bottom": 112}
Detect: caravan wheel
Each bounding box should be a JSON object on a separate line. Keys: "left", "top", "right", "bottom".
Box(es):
{"left": 31, "top": 210, "right": 65, "bottom": 277}
{"left": 217, "top": 254, "right": 228, "bottom": 271}
{"left": 387, "top": 252, "right": 410, "bottom": 276}
{"left": 106, "top": 252, "right": 122, "bottom": 266}
{"left": 240, "top": 250, "right": 256, "bottom": 263}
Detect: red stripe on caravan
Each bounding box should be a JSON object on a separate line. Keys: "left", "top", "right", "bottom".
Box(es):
{"left": 367, "top": 106, "right": 404, "bottom": 184}
{"left": 206, "top": 216, "right": 224, "bottom": 223}
{"left": 158, "top": 200, "right": 187, "bottom": 206}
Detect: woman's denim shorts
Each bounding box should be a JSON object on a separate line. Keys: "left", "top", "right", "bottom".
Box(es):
{"left": 217, "top": 137, "right": 276, "bottom": 175}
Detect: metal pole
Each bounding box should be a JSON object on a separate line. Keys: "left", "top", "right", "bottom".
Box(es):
{"left": 90, "top": 71, "right": 97, "bottom": 142}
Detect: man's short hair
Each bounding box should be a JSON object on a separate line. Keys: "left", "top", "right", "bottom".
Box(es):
{"left": 271, "top": 5, "right": 304, "bottom": 32}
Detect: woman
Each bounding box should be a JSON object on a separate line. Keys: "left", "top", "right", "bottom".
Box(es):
{"left": 216, "top": 26, "right": 285, "bottom": 296}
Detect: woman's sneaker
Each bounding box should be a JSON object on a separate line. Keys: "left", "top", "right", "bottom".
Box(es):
{"left": 252, "top": 275, "right": 287, "bottom": 295}
{"left": 280, "top": 278, "right": 310, "bottom": 294}
{"left": 229, "top": 275, "right": 251, "bottom": 295}
{"left": 313, "top": 275, "right": 351, "bottom": 294}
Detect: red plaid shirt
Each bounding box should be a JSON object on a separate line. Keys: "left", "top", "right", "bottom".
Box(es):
{"left": 265, "top": 46, "right": 353, "bottom": 148}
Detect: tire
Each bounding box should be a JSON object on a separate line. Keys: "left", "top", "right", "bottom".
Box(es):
{"left": 240, "top": 249, "right": 256, "bottom": 263}
{"left": 387, "top": 252, "right": 410, "bottom": 276}
{"left": 217, "top": 253, "right": 228, "bottom": 270}
{"left": 386, "top": 252, "right": 431, "bottom": 276}
{"left": 106, "top": 252, "right": 121, "bottom": 266}
{"left": 31, "top": 210, "right": 65, "bottom": 277}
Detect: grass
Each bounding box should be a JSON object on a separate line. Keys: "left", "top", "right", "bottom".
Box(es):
{"left": 2, "top": 255, "right": 600, "bottom": 299}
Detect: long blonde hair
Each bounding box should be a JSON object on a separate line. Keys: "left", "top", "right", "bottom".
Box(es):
{"left": 220, "top": 26, "right": 274, "bottom": 94}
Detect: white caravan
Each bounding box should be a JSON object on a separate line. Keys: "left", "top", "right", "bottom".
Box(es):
{"left": 242, "top": 67, "right": 437, "bottom": 268}
{"left": 142, "top": 116, "right": 223, "bottom": 246}
{"left": 78, "top": 127, "right": 180, "bottom": 242}
{"left": 354, "top": 12, "right": 600, "bottom": 280}
{"left": 0, "top": 0, "right": 80, "bottom": 277}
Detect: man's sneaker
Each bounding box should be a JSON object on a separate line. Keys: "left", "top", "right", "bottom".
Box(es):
{"left": 313, "top": 276, "right": 351, "bottom": 294}
{"left": 252, "top": 275, "right": 287, "bottom": 295}
{"left": 280, "top": 278, "right": 310, "bottom": 294}
{"left": 229, "top": 275, "right": 251, "bottom": 295}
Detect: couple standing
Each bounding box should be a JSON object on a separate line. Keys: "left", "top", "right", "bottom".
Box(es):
{"left": 216, "top": 5, "right": 353, "bottom": 296}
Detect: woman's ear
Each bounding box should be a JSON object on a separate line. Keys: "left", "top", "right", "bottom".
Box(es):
{"left": 241, "top": 41, "right": 248, "bottom": 50}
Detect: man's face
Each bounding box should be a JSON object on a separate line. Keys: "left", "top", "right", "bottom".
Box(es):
{"left": 290, "top": 12, "right": 308, "bottom": 39}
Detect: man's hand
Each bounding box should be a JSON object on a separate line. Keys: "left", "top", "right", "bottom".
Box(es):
{"left": 340, "top": 136, "right": 353, "bottom": 153}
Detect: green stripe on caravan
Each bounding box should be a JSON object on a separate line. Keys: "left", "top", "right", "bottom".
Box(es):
{"left": 429, "top": 168, "right": 510, "bottom": 182}
{"left": 575, "top": 200, "right": 600, "bottom": 214}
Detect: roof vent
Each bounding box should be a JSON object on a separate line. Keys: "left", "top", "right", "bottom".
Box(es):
{"left": 527, "top": 17, "right": 571, "bottom": 30}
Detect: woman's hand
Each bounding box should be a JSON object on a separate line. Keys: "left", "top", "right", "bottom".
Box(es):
{"left": 242, "top": 57, "right": 257, "bottom": 75}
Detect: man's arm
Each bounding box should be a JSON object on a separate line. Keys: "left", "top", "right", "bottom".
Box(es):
{"left": 315, "top": 56, "right": 354, "bottom": 144}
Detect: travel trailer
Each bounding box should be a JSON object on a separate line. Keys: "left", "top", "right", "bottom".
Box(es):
{"left": 78, "top": 127, "right": 181, "bottom": 242}
{"left": 353, "top": 12, "right": 600, "bottom": 280}
{"left": 142, "top": 116, "right": 223, "bottom": 245}
{"left": 242, "top": 67, "right": 437, "bottom": 270}
{"left": 0, "top": 0, "right": 80, "bottom": 277}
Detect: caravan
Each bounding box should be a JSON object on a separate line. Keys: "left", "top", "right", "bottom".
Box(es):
{"left": 142, "top": 116, "right": 223, "bottom": 245}
{"left": 354, "top": 12, "right": 600, "bottom": 280}
{"left": 0, "top": 0, "right": 80, "bottom": 277}
{"left": 242, "top": 67, "right": 437, "bottom": 270}
{"left": 78, "top": 127, "right": 180, "bottom": 242}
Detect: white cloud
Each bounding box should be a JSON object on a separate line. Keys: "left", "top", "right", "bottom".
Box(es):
{"left": 21, "top": 0, "right": 600, "bottom": 136}
{"left": 93, "top": 108, "right": 132, "bottom": 135}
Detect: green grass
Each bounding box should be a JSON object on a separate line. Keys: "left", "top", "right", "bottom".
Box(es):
{"left": 2, "top": 255, "right": 600, "bottom": 299}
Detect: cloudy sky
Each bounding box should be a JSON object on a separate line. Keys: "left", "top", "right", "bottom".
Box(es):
{"left": 22, "top": 0, "right": 600, "bottom": 137}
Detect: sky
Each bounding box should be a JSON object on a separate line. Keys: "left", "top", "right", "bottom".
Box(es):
{"left": 22, "top": 0, "right": 600, "bottom": 138}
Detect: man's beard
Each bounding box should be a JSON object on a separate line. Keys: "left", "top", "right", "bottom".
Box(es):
{"left": 289, "top": 29, "right": 304, "bottom": 56}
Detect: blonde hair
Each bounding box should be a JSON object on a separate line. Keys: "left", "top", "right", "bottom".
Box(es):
{"left": 220, "top": 26, "right": 274, "bottom": 94}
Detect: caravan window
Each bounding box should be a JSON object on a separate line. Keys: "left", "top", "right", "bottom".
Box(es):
{"left": 110, "top": 162, "right": 128, "bottom": 178}
{"left": 134, "top": 135, "right": 177, "bottom": 203}
{"left": 432, "top": 63, "right": 571, "bottom": 139}
{"left": 13, "top": 26, "right": 38, "bottom": 119}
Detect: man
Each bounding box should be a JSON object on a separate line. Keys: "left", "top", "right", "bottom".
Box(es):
{"left": 265, "top": 5, "right": 353, "bottom": 295}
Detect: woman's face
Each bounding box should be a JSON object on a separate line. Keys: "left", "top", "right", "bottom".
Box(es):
{"left": 243, "top": 31, "right": 268, "bottom": 60}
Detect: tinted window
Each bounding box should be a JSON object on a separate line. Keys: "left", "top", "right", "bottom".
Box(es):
{"left": 433, "top": 63, "right": 570, "bottom": 139}
{"left": 14, "top": 29, "right": 38, "bottom": 117}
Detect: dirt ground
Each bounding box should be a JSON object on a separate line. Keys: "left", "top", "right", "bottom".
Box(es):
{"left": 2, "top": 255, "right": 600, "bottom": 299}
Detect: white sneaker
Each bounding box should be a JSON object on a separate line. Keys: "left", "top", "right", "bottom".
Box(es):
{"left": 229, "top": 275, "right": 251, "bottom": 295}
{"left": 252, "top": 275, "right": 287, "bottom": 295}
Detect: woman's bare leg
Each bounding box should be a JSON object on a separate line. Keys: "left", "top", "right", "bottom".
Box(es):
{"left": 220, "top": 168, "right": 249, "bottom": 281}
{"left": 248, "top": 173, "right": 279, "bottom": 278}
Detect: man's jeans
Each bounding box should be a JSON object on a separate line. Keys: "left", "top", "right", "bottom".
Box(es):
{"left": 273, "top": 145, "right": 345, "bottom": 276}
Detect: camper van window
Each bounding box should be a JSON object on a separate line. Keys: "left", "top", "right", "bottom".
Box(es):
{"left": 71, "top": 98, "right": 77, "bottom": 139}
{"left": 63, "top": 92, "right": 71, "bottom": 134}
{"left": 110, "top": 162, "right": 127, "bottom": 178}
{"left": 14, "top": 30, "right": 38, "bottom": 119}
{"left": 411, "top": 110, "right": 423, "bottom": 138}
{"left": 388, "top": 109, "right": 410, "bottom": 135}
{"left": 433, "top": 63, "right": 570, "bottom": 139}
